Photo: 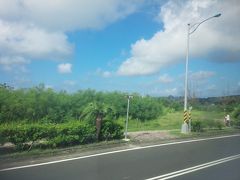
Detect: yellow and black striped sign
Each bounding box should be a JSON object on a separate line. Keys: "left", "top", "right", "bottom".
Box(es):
{"left": 184, "top": 110, "right": 189, "bottom": 123}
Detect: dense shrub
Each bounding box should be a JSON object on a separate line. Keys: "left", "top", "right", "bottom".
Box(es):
{"left": 215, "top": 120, "right": 224, "bottom": 130}
{"left": 0, "top": 124, "right": 28, "bottom": 149}
{"left": 204, "top": 120, "right": 224, "bottom": 130}
{"left": 48, "top": 122, "right": 96, "bottom": 147}
{"left": 100, "top": 120, "right": 124, "bottom": 141}
{"left": 191, "top": 119, "right": 224, "bottom": 132}
{"left": 0, "top": 120, "right": 124, "bottom": 150}
{"left": 232, "top": 105, "right": 240, "bottom": 127}
{"left": 191, "top": 120, "right": 204, "bottom": 132}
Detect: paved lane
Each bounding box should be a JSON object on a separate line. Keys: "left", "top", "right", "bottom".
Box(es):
{"left": 169, "top": 156, "right": 240, "bottom": 180}
{"left": 1, "top": 135, "right": 240, "bottom": 180}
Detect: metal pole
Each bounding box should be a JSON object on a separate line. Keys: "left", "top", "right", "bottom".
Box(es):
{"left": 181, "top": 13, "right": 221, "bottom": 133}
{"left": 184, "top": 24, "right": 190, "bottom": 112}
{"left": 124, "top": 96, "right": 130, "bottom": 140}
{"left": 181, "top": 24, "right": 190, "bottom": 133}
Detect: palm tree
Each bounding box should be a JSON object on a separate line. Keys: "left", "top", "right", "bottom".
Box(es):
{"left": 80, "top": 102, "right": 116, "bottom": 140}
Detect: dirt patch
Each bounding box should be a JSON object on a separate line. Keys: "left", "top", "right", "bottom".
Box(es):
{"left": 128, "top": 130, "right": 177, "bottom": 142}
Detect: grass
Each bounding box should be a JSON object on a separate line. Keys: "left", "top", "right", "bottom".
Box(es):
{"left": 123, "top": 110, "right": 226, "bottom": 132}
{"left": 169, "top": 127, "right": 240, "bottom": 137}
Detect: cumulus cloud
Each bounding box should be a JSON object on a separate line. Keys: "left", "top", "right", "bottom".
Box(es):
{"left": 117, "top": 0, "right": 240, "bottom": 76}
{"left": 58, "top": 63, "right": 72, "bottom": 74}
{"left": 0, "top": 20, "right": 72, "bottom": 65}
{"left": 0, "top": 0, "right": 142, "bottom": 71}
{"left": 0, "top": 56, "right": 30, "bottom": 72}
{"left": 0, "top": 0, "right": 142, "bottom": 31}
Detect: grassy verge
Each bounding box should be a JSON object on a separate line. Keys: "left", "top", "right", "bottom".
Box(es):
{"left": 124, "top": 110, "right": 225, "bottom": 132}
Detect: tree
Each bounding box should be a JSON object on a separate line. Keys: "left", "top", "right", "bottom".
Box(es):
{"left": 131, "top": 96, "right": 163, "bottom": 121}
{"left": 80, "top": 102, "right": 116, "bottom": 140}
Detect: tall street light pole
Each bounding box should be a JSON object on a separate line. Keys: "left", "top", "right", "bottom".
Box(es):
{"left": 181, "top": 13, "right": 221, "bottom": 133}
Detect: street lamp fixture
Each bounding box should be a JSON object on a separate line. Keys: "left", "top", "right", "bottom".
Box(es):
{"left": 214, "top": 13, "right": 221, "bottom": 18}
{"left": 181, "top": 13, "right": 221, "bottom": 133}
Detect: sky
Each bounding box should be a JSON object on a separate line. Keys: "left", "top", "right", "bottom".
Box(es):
{"left": 0, "top": 0, "right": 240, "bottom": 97}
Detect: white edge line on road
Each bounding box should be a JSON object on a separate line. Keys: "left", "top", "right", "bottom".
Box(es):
{"left": 0, "top": 134, "right": 239, "bottom": 172}
{"left": 146, "top": 154, "right": 240, "bottom": 180}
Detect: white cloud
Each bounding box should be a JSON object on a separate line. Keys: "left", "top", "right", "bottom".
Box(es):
{"left": 0, "top": 56, "right": 29, "bottom": 66}
{"left": 0, "top": 0, "right": 142, "bottom": 71}
{"left": 0, "top": 20, "right": 73, "bottom": 55}
{"left": 0, "top": 0, "right": 143, "bottom": 31}
{"left": 118, "top": 0, "right": 240, "bottom": 76}
{"left": 58, "top": 63, "right": 72, "bottom": 74}
{"left": 0, "top": 19, "right": 73, "bottom": 70}
{"left": 0, "top": 56, "right": 30, "bottom": 72}
{"left": 158, "top": 74, "right": 173, "bottom": 83}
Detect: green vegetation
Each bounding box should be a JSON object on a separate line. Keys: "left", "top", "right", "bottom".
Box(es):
{"left": 0, "top": 120, "right": 123, "bottom": 150}
{"left": 0, "top": 83, "right": 173, "bottom": 151}
{"left": 0, "top": 84, "right": 168, "bottom": 124}
{"left": 0, "top": 83, "right": 239, "bottom": 152}
{"left": 125, "top": 110, "right": 225, "bottom": 132}
{"left": 232, "top": 104, "right": 240, "bottom": 127}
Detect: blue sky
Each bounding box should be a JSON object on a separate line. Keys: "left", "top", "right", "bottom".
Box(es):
{"left": 0, "top": 0, "right": 240, "bottom": 97}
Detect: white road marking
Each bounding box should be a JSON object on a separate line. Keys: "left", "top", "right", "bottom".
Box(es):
{"left": 0, "top": 134, "right": 239, "bottom": 172}
{"left": 146, "top": 154, "right": 240, "bottom": 180}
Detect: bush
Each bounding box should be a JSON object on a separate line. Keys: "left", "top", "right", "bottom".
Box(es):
{"left": 204, "top": 120, "right": 224, "bottom": 130}
{"left": 0, "top": 122, "right": 96, "bottom": 149}
{"left": 0, "top": 120, "right": 123, "bottom": 150}
{"left": 48, "top": 122, "right": 96, "bottom": 147}
{"left": 232, "top": 118, "right": 240, "bottom": 128}
{"left": 232, "top": 105, "right": 240, "bottom": 128}
{"left": 191, "top": 120, "right": 204, "bottom": 132}
{"left": 100, "top": 120, "right": 123, "bottom": 141}
{"left": 0, "top": 124, "right": 33, "bottom": 149}
{"left": 215, "top": 120, "right": 224, "bottom": 130}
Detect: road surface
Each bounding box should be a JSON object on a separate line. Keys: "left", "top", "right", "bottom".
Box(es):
{"left": 1, "top": 134, "right": 240, "bottom": 180}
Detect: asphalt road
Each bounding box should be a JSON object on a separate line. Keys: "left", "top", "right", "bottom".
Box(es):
{"left": 1, "top": 135, "right": 240, "bottom": 180}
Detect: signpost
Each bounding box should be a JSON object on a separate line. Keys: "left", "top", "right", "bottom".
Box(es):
{"left": 124, "top": 95, "right": 133, "bottom": 141}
